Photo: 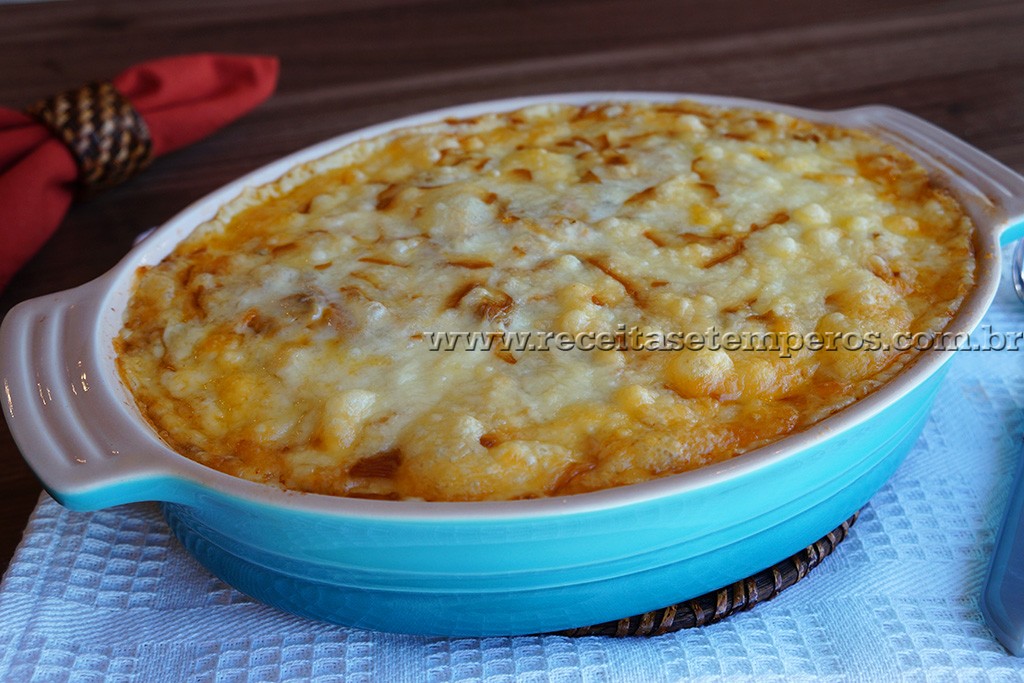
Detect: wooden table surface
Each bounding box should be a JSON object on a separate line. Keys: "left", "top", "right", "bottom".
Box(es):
{"left": 2, "top": 0, "right": 1024, "bottom": 572}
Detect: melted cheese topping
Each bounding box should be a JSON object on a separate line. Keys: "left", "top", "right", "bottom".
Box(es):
{"left": 116, "top": 101, "right": 975, "bottom": 501}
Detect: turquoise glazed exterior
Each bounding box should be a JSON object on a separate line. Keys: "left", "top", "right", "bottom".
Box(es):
{"left": 2, "top": 93, "right": 1022, "bottom": 636}
{"left": 161, "top": 367, "right": 946, "bottom": 635}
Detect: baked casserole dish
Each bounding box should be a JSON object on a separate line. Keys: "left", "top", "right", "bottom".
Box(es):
{"left": 116, "top": 100, "right": 973, "bottom": 502}
{"left": 3, "top": 93, "right": 1023, "bottom": 635}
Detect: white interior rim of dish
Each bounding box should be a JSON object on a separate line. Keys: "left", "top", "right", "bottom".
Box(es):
{"left": 87, "top": 92, "right": 1008, "bottom": 519}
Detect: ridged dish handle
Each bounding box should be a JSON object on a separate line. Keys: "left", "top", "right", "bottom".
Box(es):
{"left": 0, "top": 278, "right": 194, "bottom": 511}
{"left": 840, "top": 105, "right": 1024, "bottom": 245}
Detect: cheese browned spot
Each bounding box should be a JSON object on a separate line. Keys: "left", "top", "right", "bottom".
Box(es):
{"left": 115, "top": 101, "right": 975, "bottom": 501}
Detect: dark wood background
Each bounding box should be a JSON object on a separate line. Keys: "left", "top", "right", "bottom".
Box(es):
{"left": 2, "top": 0, "right": 1024, "bottom": 571}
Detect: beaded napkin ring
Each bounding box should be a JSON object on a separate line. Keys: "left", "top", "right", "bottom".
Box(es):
{"left": 25, "top": 80, "right": 153, "bottom": 194}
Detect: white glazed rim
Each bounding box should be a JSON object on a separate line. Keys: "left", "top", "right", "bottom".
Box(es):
{"left": 8, "top": 92, "right": 1024, "bottom": 520}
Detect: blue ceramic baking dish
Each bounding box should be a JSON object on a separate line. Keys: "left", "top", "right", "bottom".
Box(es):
{"left": 2, "top": 93, "right": 1023, "bottom": 636}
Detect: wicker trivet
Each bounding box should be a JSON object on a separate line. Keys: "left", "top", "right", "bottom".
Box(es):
{"left": 556, "top": 511, "right": 858, "bottom": 637}
{"left": 25, "top": 80, "right": 153, "bottom": 194}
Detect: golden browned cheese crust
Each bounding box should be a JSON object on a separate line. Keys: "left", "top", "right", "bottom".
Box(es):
{"left": 115, "top": 101, "right": 975, "bottom": 501}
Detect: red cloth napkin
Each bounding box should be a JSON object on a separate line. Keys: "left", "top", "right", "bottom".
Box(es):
{"left": 0, "top": 53, "right": 279, "bottom": 292}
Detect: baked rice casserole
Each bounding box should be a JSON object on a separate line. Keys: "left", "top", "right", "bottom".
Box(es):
{"left": 115, "top": 101, "right": 975, "bottom": 501}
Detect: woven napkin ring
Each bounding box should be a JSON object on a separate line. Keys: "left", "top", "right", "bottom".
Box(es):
{"left": 25, "top": 80, "right": 153, "bottom": 194}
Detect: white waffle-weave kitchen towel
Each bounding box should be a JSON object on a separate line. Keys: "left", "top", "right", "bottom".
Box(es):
{"left": 1, "top": 245, "right": 1024, "bottom": 682}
